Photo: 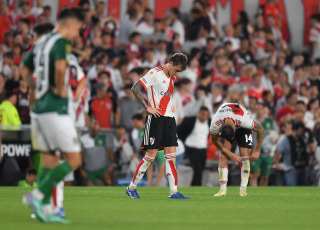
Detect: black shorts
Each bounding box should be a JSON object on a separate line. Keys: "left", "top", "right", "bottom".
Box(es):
{"left": 225, "top": 128, "right": 253, "bottom": 149}
{"left": 141, "top": 114, "right": 178, "bottom": 150}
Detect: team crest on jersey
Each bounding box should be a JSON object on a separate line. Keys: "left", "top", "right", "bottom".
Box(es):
{"left": 106, "top": 102, "right": 112, "bottom": 109}
{"left": 66, "top": 44, "right": 72, "bottom": 54}
{"left": 150, "top": 137, "right": 155, "bottom": 145}
{"left": 150, "top": 71, "right": 154, "bottom": 75}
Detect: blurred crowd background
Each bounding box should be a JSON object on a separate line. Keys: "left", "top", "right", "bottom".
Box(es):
{"left": 0, "top": 0, "right": 320, "bottom": 187}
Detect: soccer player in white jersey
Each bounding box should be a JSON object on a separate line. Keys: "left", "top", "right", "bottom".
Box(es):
{"left": 209, "top": 103, "right": 264, "bottom": 196}
{"left": 126, "top": 53, "right": 190, "bottom": 199}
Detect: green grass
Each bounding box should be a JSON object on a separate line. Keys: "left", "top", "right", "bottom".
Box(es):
{"left": 0, "top": 187, "right": 319, "bottom": 230}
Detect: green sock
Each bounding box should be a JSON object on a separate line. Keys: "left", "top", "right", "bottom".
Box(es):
{"left": 38, "top": 162, "right": 73, "bottom": 204}
{"left": 37, "top": 167, "right": 51, "bottom": 204}
{"left": 38, "top": 167, "right": 50, "bottom": 183}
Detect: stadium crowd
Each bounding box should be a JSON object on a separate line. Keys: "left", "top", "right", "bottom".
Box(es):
{"left": 0, "top": 0, "right": 320, "bottom": 187}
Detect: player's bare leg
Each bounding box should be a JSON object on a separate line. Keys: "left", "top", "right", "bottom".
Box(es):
{"left": 239, "top": 147, "right": 251, "bottom": 196}
{"left": 260, "top": 175, "right": 269, "bottom": 186}
{"left": 214, "top": 139, "right": 230, "bottom": 197}
{"left": 127, "top": 149, "right": 157, "bottom": 198}
{"left": 250, "top": 173, "right": 259, "bottom": 186}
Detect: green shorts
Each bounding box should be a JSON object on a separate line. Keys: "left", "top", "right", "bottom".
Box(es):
{"left": 85, "top": 166, "right": 109, "bottom": 184}
{"left": 155, "top": 150, "right": 165, "bottom": 165}
{"left": 250, "top": 156, "right": 273, "bottom": 176}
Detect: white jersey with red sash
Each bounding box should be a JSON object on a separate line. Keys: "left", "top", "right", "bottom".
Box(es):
{"left": 138, "top": 66, "right": 175, "bottom": 117}
{"left": 210, "top": 103, "right": 255, "bottom": 136}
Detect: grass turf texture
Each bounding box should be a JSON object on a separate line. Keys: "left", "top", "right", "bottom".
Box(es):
{"left": 0, "top": 187, "right": 319, "bottom": 230}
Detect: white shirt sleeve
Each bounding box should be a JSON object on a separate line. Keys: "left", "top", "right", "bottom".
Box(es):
{"left": 138, "top": 69, "right": 158, "bottom": 89}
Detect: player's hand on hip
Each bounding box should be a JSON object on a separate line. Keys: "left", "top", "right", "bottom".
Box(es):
{"left": 171, "top": 105, "right": 176, "bottom": 113}
{"left": 231, "top": 153, "right": 242, "bottom": 165}
{"left": 250, "top": 149, "right": 260, "bottom": 161}
{"left": 147, "top": 107, "right": 162, "bottom": 118}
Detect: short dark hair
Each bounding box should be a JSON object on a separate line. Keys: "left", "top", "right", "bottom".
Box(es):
{"left": 132, "top": 113, "right": 143, "bottom": 121}
{"left": 33, "top": 22, "right": 54, "bottom": 36}
{"left": 220, "top": 124, "right": 235, "bottom": 141}
{"left": 292, "top": 121, "right": 305, "bottom": 130}
{"left": 26, "top": 168, "right": 37, "bottom": 175}
{"left": 262, "top": 90, "right": 271, "bottom": 97}
{"left": 179, "top": 78, "right": 192, "bottom": 85}
{"left": 170, "top": 8, "right": 180, "bottom": 18}
{"left": 168, "top": 53, "right": 188, "bottom": 71}
{"left": 19, "top": 18, "right": 30, "bottom": 26}
{"left": 58, "top": 8, "right": 84, "bottom": 22}
{"left": 286, "top": 89, "right": 297, "bottom": 100}
{"left": 98, "top": 71, "right": 110, "bottom": 79}
{"left": 199, "top": 106, "right": 209, "bottom": 112}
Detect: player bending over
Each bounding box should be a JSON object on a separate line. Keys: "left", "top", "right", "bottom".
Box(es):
{"left": 210, "top": 103, "right": 264, "bottom": 197}
{"left": 126, "top": 53, "right": 190, "bottom": 199}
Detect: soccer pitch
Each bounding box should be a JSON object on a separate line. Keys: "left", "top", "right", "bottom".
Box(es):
{"left": 0, "top": 187, "right": 319, "bottom": 230}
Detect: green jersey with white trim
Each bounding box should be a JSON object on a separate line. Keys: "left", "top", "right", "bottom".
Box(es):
{"left": 23, "top": 32, "right": 72, "bottom": 115}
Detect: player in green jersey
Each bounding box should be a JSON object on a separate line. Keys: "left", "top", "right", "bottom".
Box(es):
{"left": 20, "top": 8, "right": 84, "bottom": 224}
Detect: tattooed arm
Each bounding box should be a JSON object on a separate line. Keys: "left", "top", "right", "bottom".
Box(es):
{"left": 250, "top": 122, "right": 264, "bottom": 160}
{"left": 131, "top": 81, "right": 162, "bottom": 117}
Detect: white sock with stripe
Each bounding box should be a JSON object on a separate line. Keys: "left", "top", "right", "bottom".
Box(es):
{"left": 165, "top": 153, "right": 178, "bottom": 195}
{"left": 218, "top": 168, "right": 228, "bottom": 191}
{"left": 129, "top": 155, "right": 155, "bottom": 190}
{"left": 240, "top": 160, "right": 250, "bottom": 191}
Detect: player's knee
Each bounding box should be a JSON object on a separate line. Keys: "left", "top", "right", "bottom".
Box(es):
{"left": 67, "top": 155, "right": 82, "bottom": 170}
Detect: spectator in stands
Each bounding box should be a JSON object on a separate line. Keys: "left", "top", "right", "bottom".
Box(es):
{"left": 0, "top": 0, "right": 13, "bottom": 43}
{"left": 113, "top": 125, "right": 135, "bottom": 174}
{"left": 248, "top": 73, "right": 266, "bottom": 101}
{"left": 230, "top": 37, "right": 255, "bottom": 64}
{"left": 14, "top": 78, "right": 30, "bottom": 124}
{"left": 89, "top": 82, "right": 113, "bottom": 129}
{"left": 18, "top": 168, "right": 37, "bottom": 188}
{"left": 80, "top": 121, "right": 115, "bottom": 186}
{"left": 15, "top": 0, "right": 36, "bottom": 26}
{"left": 115, "top": 83, "right": 143, "bottom": 131}
{"left": 30, "top": 0, "right": 44, "bottom": 17}
{"left": 275, "top": 122, "right": 309, "bottom": 186}
{"left": 169, "top": 8, "right": 185, "bottom": 45}
{"left": 0, "top": 90, "right": 21, "bottom": 126}
{"left": 261, "top": 63, "right": 276, "bottom": 95}
{"left": 276, "top": 89, "right": 297, "bottom": 128}
{"left": 178, "top": 106, "right": 210, "bottom": 186}
{"left": 135, "top": 8, "right": 154, "bottom": 36}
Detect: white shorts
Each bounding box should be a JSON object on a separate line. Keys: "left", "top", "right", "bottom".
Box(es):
{"left": 31, "top": 113, "right": 80, "bottom": 154}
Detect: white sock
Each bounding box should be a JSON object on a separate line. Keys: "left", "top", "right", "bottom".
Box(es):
{"left": 218, "top": 168, "right": 228, "bottom": 191}
{"left": 31, "top": 189, "right": 44, "bottom": 200}
{"left": 165, "top": 153, "right": 178, "bottom": 195}
{"left": 240, "top": 160, "right": 250, "bottom": 190}
{"left": 56, "top": 181, "right": 64, "bottom": 208}
{"left": 129, "top": 155, "right": 155, "bottom": 190}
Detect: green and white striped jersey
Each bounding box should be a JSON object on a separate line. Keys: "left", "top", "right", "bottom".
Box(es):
{"left": 23, "top": 32, "right": 72, "bottom": 115}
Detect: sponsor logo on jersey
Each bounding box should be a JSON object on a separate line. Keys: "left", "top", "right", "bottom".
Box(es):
{"left": 160, "top": 91, "right": 172, "bottom": 97}
{"left": 150, "top": 137, "right": 155, "bottom": 145}
{"left": 106, "top": 102, "right": 112, "bottom": 109}
{"left": 142, "top": 78, "right": 147, "bottom": 84}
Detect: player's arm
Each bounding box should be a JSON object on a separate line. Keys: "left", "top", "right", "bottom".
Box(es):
{"left": 131, "top": 81, "right": 161, "bottom": 117}
{"left": 53, "top": 60, "right": 68, "bottom": 98}
{"left": 210, "top": 134, "right": 242, "bottom": 165}
{"left": 20, "top": 65, "right": 36, "bottom": 106}
{"left": 250, "top": 122, "right": 264, "bottom": 161}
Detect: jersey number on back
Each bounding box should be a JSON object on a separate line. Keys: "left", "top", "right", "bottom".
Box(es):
{"left": 245, "top": 134, "right": 253, "bottom": 146}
